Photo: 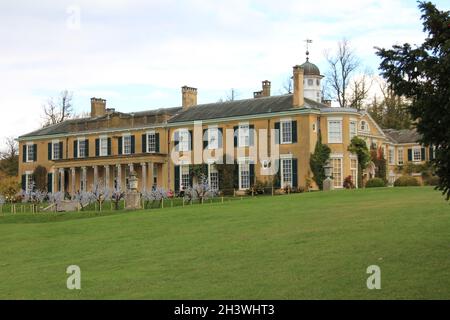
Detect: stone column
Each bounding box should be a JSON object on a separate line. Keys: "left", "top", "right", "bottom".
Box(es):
{"left": 59, "top": 168, "right": 65, "bottom": 193}
{"left": 116, "top": 164, "right": 122, "bottom": 191}
{"left": 129, "top": 163, "right": 134, "bottom": 172}
{"left": 104, "top": 165, "right": 110, "bottom": 190}
{"left": 71, "top": 167, "right": 76, "bottom": 197}
{"left": 81, "top": 167, "right": 87, "bottom": 191}
{"left": 148, "top": 162, "right": 154, "bottom": 189}
{"left": 93, "top": 165, "right": 98, "bottom": 187}
{"left": 141, "top": 163, "right": 147, "bottom": 192}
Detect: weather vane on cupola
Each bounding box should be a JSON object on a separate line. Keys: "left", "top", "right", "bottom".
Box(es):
{"left": 304, "top": 39, "right": 313, "bottom": 61}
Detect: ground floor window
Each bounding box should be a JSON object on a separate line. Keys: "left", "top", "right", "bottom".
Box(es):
{"left": 281, "top": 158, "right": 293, "bottom": 187}
{"left": 26, "top": 173, "right": 34, "bottom": 193}
{"left": 330, "top": 157, "right": 343, "bottom": 188}
{"left": 180, "top": 165, "right": 190, "bottom": 190}
{"left": 413, "top": 148, "right": 421, "bottom": 162}
{"left": 208, "top": 164, "right": 219, "bottom": 191}
{"left": 350, "top": 157, "right": 358, "bottom": 188}
{"left": 239, "top": 162, "right": 250, "bottom": 190}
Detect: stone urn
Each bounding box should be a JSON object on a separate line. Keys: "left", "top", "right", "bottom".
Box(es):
{"left": 125, "top": 171, "right": 141, "bottom": 210}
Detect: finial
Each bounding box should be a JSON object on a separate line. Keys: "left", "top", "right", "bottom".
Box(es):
{"left": 304, "top": 39, "right": 312, "bottom": 62}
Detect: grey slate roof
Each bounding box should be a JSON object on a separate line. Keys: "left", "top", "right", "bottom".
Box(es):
{"left": 168, "top": 94, "right": 331, "bottom": 123}
{"left": 19, "top": 107, "right": 182, "bottom": 138}
{"left": 383, "top": 128, "right": 421, "bottom": 144}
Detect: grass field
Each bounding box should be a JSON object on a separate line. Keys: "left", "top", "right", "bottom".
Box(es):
{"left": 0, "top": 187, "right": 449, "bottom": 299}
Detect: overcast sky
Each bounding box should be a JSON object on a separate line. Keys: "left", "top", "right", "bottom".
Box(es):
{"left": 1, "top": 0, "right": 448, "bottom": 148}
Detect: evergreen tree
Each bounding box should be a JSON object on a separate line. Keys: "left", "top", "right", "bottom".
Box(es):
{"left": 376, "top": 1, "right": 450, "bottom": 199}
{"left": 348, "top": 137, "right": 371, "bottom": 188}
{"left": 310, "top": 135, "right": 331, "bottom": 190}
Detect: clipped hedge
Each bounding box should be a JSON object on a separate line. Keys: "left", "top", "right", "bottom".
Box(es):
{"left": 365, "top": 178, "right": 386, "bottom": 188}
{"left": 394, "top": 176, "right": 420, "bottom": 187}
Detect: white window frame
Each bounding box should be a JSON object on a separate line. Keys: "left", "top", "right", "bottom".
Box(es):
{"left": 147, "top": 131, "right": 156, "bottom": 153}
{"left": 281, "top": 157, "right": 293, "bottom": 188}
{"left": 208, "top": 164, "right": 219, "bottom": 191}
{"left": 78, "top": 138, "right": 86, "bottom": 158}
{"left": 349, "top": 119, "right": 357, "bottom": 140}
{"left": 122, "top": 134, "right": 132, "bottom": 155}
{"left": 413, "top": 147, "right": 422, "bottom": 162}
{"left": 327, "top": 118, "right": 343, "bottom": 144}
{"left": 208, "top": 126, "right": 219, "bottom": 150}
{"left": 238, "top": 123, "right": 250, "bottom": 148}
{"left": 52, "top": 140, "right": 60, "bottom": 160}
{"left": 26, "top": 143, "right": 34, "bottom": 162}
{"left": 397, "top": 148, "right": 404, "bottom": 165}
{"left": 330, "top": 156, "right": 343, "bottom": 189}
{"left": 388, "top": 147, "right": 395, "bottom": 165}
{"left": 178, "top": 129, "right": 190, "bottom": 152}
{"left": 180, "top": 165, "right": 190, "bottom": 190}
{"left": 280, "top": 119, "right": 292, "bottom": 144}
{"left": 350, "top": 156, "right": 358, "bottom": 188}
{"left": 25, "top": 171, "right": 33, "bottom": 193}
{"left": 238, "top": 158, "right": 250, "bottom": 190}
{"left": 99, "top": 136, "right": 108, "bottom": 156}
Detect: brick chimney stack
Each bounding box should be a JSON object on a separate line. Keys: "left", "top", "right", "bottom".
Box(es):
{"left": 292, "top": 66, "right": 304, "bottom": 107}
{"left": 182, "top": 86, "right": 198, "bottom": 109}
{"left": 254, "top": 80, "right": 271, "bottom": 98}
{"left": 91, "top": 98, "right": 106, "bottom": 118}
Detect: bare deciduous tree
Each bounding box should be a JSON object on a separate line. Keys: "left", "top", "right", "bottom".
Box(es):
{"left": 42, "top": 90, "right": 74, "bottom": 127}
{"left": 225, "top": 88, "right": 239, "bottom": 101}
{"left": 348, "top": 71, "right": 373, "bottom": 111}
{"left": 325, "top": 39, "right": 360, "bottom": 108}
{"left": 281, "top": 75, "right": 293, "bottom": 94}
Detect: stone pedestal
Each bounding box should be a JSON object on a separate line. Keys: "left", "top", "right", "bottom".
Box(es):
{"left": 125, "top": 191, "right": 141, "bottom": 210}
{"left": 323, "top": 177, "right": 335, "bottom": 191}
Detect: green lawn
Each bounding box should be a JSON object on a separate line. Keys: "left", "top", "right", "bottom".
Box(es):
{"left": 0, "top": 187, "right": 449, "bottom": 299}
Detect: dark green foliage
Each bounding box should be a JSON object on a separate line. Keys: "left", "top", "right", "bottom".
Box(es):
{"left": 371, "top": 149, "right": 387, "bottom": 183}
{"left": 309, "top": 136, "right": 331, "bottom": 190}
{"left": 33, "top": 166, "right": 48, "bottom": 192}
{"left": 216, "top": 163, "right": 236, "bottom": 195}
{"left": 343, "top": 176, "right": 355, "bottom": 189}
{"left": 348, "top": 136, "right": 371, "bottom": 188}
{"left": 376, "top": 2, "right": 450, "bottom": 199}
{"left": 367, "top": 90, "right": 412, "bottom": 130}
{"left": 394, "top": 176, "right": 420, "bottom": 187}
{"left": 365, "top": 178, "right": 386, "bottom": 188}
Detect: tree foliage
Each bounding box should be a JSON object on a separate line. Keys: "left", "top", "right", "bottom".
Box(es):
{"left": 348, "top": 136, "right": 371, "bottom": 188}
{"left": 33, "top": 165, "right": 48, "bottom": 192}
{"left": 0, "top": 137, "right": 18, "bottom": 177}
{"left": 376, "top": 1, "right": 450, "bottom": 199}
{"left": 309, "top": 136, "right": 331, "bottom": 190}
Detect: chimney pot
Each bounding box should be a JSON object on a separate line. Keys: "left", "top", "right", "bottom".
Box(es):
{"left": 182, "top": 86, "right": 198, "bottom": 109}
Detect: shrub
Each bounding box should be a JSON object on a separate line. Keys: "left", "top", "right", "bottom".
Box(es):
{"left": 365, "top": 178, "right": 386, "bottom": 188}
{"left": 343, "top": 175, "right": 355, "bottom": 189}
{"left": 424, "top": 176, "right": 440, "bottom": 186}
{"left": 394, "top": 176, "right": 420, "bottom": 187}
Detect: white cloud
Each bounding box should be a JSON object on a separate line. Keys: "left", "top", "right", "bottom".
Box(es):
{"left": 0, "top": 0, "right": 448, "bottom": 147}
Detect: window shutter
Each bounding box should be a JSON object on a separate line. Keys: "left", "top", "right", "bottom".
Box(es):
{"left": 188, "top": 130, "right": 193, "bottom": 151}
{"left": 421, "top": 148, "right": 426, "bottom": 161}
{"left": 155, "top": 133, "right": 160, "bottom": 153}
{"left": 33, "top": 144, "right": 37, "bottom": 161}
{"left": 118, "top": 137, "right": 123, "bottom": 155}
{"left": 275, "top": 159, "right": 281, "bottom": 188}
{"left": 48, "top": 143, "right": 52, "bottom": 160}
{"left": 59, "top": 142, "right": 63, "bottom": 159}
{"left": 233, "top": 163, "right": 239, "bottom": 189}
{"left": 85, "top": 139, "right": 89, "bottom": 157}
{"left": 233, "top": 126, "right": 238, "bottom": 147}
{"left": 292, "top": 158, "right": 298, "bottom": 188}
{"left": 274, "top": 122, "right": 280, "bottom": 144}
{"left": 73, "top": 140, "right": 78, "bottom": 158}
{"left": 174, "top": 131, "right": 180, "bottom": 152}
{"left": 203, "top": 129, "right": 208, "bottom": 149}
{"left": 47, "top": 173, "right": 53, "bottom": 193}
{"left": 218, "top": 128, "right": 223, "bottom": 148}
{"left": 429, "top": 147, "right": 434, "bottom": 161}
{"left": 107, "top": 138, "right": 112, "bottom": 156}
{"left": 174, "top": 165, "right": 180, "bottom": 192}
{"left": 131, "top": 135, "right": 135, "bottom": 154}
{"left": 142, "top": 134, "right": 147, "bottom": 153}
{"left": 292, "top": 121, "right": 298, "bottom": 143}
{"left": 249, "top": 125, "right": 255, "bottom": 146}
{"left": 21, "top": 175, "right": 26, "bottom": 191}
{"left": 95, "top": 139, "right": 100, "bottom": 157}
{"left": 407, "top": 149, "right": 412, "bottom": 161}
{"left": 249, "top": 163, "right": 255, "bottom": 187}
{"left": 22, "top": 145, "right": 26, "bottom": 162}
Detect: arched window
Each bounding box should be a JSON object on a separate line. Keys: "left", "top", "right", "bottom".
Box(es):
{"left": 360, "top": 120, "right": 369, "bottom": 132}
